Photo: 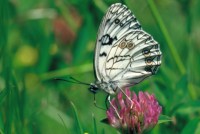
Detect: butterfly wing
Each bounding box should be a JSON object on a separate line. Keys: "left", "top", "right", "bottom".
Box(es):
{"left": 94, "top": 3, "right": 142, "bottom": 82}
{"left": 106, "top": 30, "right": 161, "bottom": 88}
{"left": 94, "top": 3, "right": 161, "bottom": 89}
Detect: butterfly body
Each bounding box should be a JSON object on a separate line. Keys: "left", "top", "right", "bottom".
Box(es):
{"left": 89, "top": 81, "right": 118, "bottom": 94}
{"left": 91, "top": 3, "right": 162, "bottom": 95}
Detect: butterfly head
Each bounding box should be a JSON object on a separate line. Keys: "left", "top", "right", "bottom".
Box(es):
{"left": 88, "top": 83, "right": 99, "bottom": 94}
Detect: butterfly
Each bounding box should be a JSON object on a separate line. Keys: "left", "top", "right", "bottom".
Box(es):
{"left": 89, "top": 3, "right": 162, "bottom": 95}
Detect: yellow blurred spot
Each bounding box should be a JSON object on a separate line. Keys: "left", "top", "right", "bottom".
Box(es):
{"left": 15, "top": 45, "right": 38, "bottom": 66}
{"left": 25, "top": 73, "right": 40, "bottom": 90}
{"left": 87, "top": 41, "right": 95, "bottom": 52}
{"left": 50, "top": 43, "right": 58, "bottom": 55}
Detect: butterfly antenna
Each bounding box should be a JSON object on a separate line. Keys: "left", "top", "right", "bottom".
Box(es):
{"left": 55, "top": 77, "right": 106, "bottom": 110}
{"left": 54, "top": 77, "right": 90, "bottom": 86}
{"left": 69, "top": 77, "right": 91, "bottom": 85}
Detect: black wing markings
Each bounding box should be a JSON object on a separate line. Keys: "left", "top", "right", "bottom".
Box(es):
{"left": 107, "top": 5, "right": 141, "bottom": 38}
{"left": 145, "top": 65, "right": 160, "bottom": 74}
{"left": 99, "top": 52, "right": 107, "bottom": 57}
{"left": 99, "top": 34, "right": 117, "bottom": 46}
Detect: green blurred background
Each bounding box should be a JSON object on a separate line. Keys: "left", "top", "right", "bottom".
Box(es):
{"left": 0, "top": 0, "right": 200, "bottom": 133}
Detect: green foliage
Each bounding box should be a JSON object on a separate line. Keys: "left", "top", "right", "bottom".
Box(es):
{"left": 181, "top": 118, "right": 200, "bottom": 134}
{"left": 71, "top": 102, "right": 83, "bottom": 134}
{"left": 158, "top": 115, "right": 172, "bottom": 124}
{"left": 0, "top": 0, "right": 200, "bottom": 133}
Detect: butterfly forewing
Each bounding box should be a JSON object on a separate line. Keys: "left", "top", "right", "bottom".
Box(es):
{"left": 94, "top": 3, "right": 162, "bottom": 94}
{"left": 95, "top": 3, "right": 141, "bottom": 81}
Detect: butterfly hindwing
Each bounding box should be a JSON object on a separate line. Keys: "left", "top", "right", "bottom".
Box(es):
{"left": 106, "top": 30, "right": 161, "bottom": 87}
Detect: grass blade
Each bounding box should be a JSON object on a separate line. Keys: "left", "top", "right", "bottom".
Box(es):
{"left": 70, "top": 102, "right": 83, "bottom": 134}
{"left": 92, "top": 114, "right": 97, "bottom": 134}
{"left": 181, "top": 118, "right": 200, "bottom": 134}
{"left": 57, "top": 114, "right": 70, "bottom": 134}
{"left": 158, "top": 115, "right": 172, "bottom": 124}
{"left": 40, "top": 63, "right": 93, "bottom": 80}
{"left": 147, "top": 0, "right": 186, "bottom": 75}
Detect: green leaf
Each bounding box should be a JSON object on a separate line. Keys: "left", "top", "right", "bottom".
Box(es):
{"left": 70, "top": 102, "right": 83, "bottom": 134}
{"left": 188, "top": 83, "right": 200, "bottom": 100}
{"left": 171, "top": 100, "right": 200, "bottom": 115}
{"left": 147, "top": 0, "right": 186, "bottom": 75}
{"left": 0, "top": 89, "right": 8, "bottom": 104}
{"left": 92, "top": 114, "right": 97, "bottom": 134}
{"left": 101, "top": 118, "right": 109, "bottom": 125}
{"left": 40, "top": 63, "right": 93, "bottom": 80}
{"left": 93, "top": 0, "right": 108, "bottom": 13}
{"left": 158, "top": 115, "right": 172, "bottom": 124}
{"left": 153, "top": 84, "right": 167, "bottom": 106}
{"left": 181, "top": 118, "right": 200, "bottom": 134}
{"left": 72, "top": 13, "right": 96, "bottom": 64}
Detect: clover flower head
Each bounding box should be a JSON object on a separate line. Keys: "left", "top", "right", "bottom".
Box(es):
{"left": 107, "top": 88, "right": 162, "bottom": 134}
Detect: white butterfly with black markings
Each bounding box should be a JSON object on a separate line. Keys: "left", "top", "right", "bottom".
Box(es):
{"left": 88, "top": 3, "right": 162, "bottom": 95}
{"left": 57, "top": 3, "right": 161, "bottom": 98}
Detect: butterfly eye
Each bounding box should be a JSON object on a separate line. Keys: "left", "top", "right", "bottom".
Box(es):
{"left": 118, "top": 41, "right": 126, "bottom": 49}
{"left": 127, "top": 42, "right": 134, "bottom": 49}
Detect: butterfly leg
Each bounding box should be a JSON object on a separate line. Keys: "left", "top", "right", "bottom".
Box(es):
{"left": 117, "top": 86, "right": 133, "bottom": 108}
{"left": 93, "top": 93, "right": 106, "bottom": 110}
{"left": 105, "top": 94, "right": 110, "bottom": 109}
{"left": 108, "top": 95, "right": 121, "bottom": 119}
